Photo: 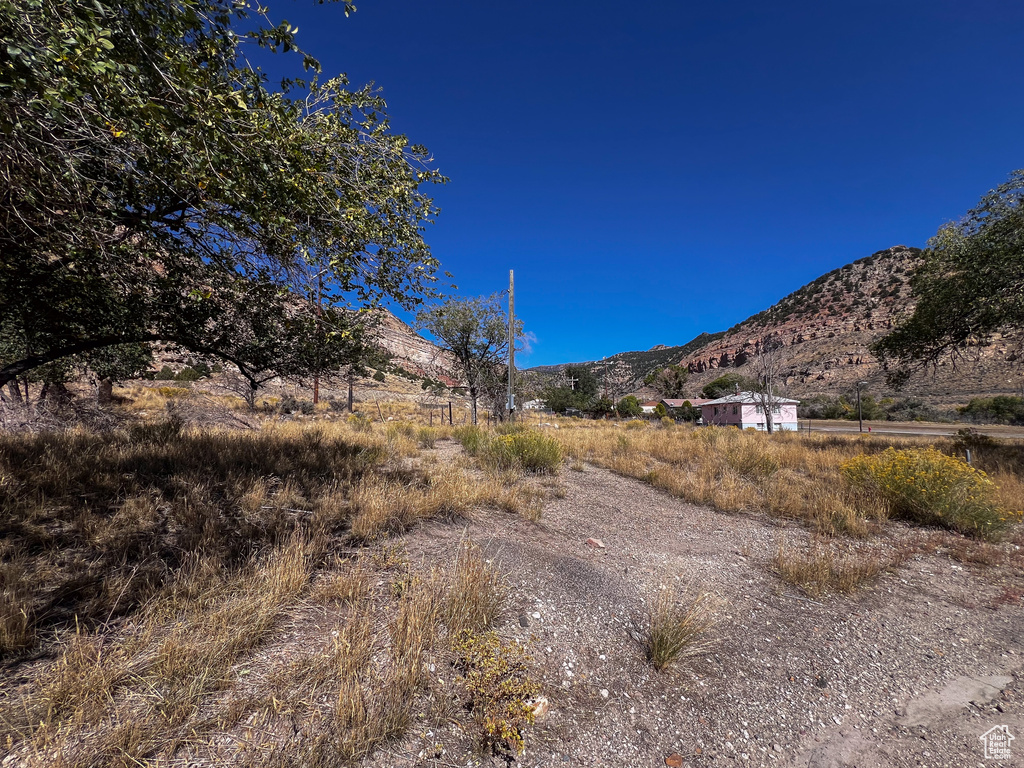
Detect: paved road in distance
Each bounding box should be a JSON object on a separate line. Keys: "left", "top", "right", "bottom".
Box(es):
{"left": 799, "top": 420, "right": 1024, "bottom": 440}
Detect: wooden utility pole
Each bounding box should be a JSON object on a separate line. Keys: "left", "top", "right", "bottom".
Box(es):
{"left": 507, "top": 269, "right": 515, "bottom": 422}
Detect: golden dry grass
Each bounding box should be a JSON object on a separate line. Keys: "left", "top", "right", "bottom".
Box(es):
{"left": 644, "top": 585, "right": 720, "bottom": 672}
{"left": 771, "top": 537, "right": 899, "bottom": 597}
{"left": 0, "top": 409, "right": 552, "bottom": 765}
{"left": 546, "top": 421, "right": 1024, "bottom": 539}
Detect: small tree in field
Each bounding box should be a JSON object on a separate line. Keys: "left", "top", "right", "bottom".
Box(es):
{"left": 86, "top": 344, "right": 153, "bottom": 405}
{"left": 751, "top": 339, "right": 785, "bottom": 433}
{"left": 417, "top": 295, "right": 522, "bottom": 425}
{"left": 616, "top": 395, "right": 643, "bottom": 418}
{"left": 645, "top": 365, "right": 689, "bottom": 399}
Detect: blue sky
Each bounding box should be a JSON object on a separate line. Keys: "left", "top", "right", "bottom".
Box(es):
{"left": 259, "top": 0, "right": 1024, "bottom": 366}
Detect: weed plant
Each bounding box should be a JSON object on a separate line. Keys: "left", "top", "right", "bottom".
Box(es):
{"left": 452, "top": 630, "right": 540, "bottom": 757}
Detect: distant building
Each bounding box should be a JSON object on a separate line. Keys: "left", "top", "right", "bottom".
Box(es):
{"left": 660, "top": 398, "right": 712, "bottom": 411}
{"left": 521, "top": 399, "right": 547, "bottom": 410}
{"left": 640, "top": 400, "right": 660, "bottom": 415}
{"left": 700, "top": 392, "right": 799, "bottom": 431}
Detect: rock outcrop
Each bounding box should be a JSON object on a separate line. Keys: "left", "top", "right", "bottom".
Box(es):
{"left": 679, "top": 246, "right": 1021, "bottom": 403}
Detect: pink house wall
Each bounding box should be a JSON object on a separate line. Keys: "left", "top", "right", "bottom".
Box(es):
{"left": 702, "top": 402, "right": 798, "bottom": 429}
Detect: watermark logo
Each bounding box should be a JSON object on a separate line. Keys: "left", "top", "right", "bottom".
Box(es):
{"left": 980, "top": 725, "right": 1014, "bottom": 760}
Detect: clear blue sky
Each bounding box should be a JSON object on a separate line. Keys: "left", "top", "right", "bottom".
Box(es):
{"left": 260, "top": 0, "right": 1024, "bottom": 366}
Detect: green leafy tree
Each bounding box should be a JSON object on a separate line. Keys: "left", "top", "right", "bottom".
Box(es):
{"left": 960, "top": 396, "right": 1024, "bottom": 425}
{"left": 0, "top": 0, "right": 443, "bottom": 389}
{"left": 616, "top": 395, "right": 643, "bottom": 418}
{"left": 670, "top": 400, "right": 702, "bottom": 422}
{"left": 203, "top": 297, "right": 383, "bottom": 410}
{"left": 645, "top": 364, "right": 689, "bottom": 398}
{"left": 543, "top": 365, "right": 599, "bottom": 415}
{"left": 701, "top": 373, "right": 753, "bottom": 399}
{"left": 874, "top": 170, "right": 1024, "bottom": 376}
{"left": 416, "top": 295, "right": 522, "bottom": 425}
{"left": 86, "top": 344, "right": 153, "bottom": 404}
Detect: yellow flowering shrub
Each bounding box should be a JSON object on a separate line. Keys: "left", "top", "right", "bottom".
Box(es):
{"left": 841, "top": 447, "right": 1017, "bottom": 539}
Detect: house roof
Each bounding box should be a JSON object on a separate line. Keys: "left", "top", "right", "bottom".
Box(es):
{"left": 661, "top": 398, "right": 712, "bottom": 407}
{"left": 700, "top": 391, "right": 800, "bottom": 406}
{"left": 640, "top": 401, "right": 660, "bottom": 407}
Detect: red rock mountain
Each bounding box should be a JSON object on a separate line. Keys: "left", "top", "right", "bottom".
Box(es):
{"left": 679, "top": 246, "right": 1021, "bottom": 404}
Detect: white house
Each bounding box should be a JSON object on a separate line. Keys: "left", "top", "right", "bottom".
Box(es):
{"left": 700, "top": 391, "right": 799, "bottom": 431}
{"left": 521, "top": 399, "right": 547, "bottom": 411}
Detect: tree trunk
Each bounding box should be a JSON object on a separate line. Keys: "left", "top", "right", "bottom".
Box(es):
{"left": 6, "top": 380, "right": 23, "bottom": 404}
{"left": 97, "top": 378, "right": 113, "bottom": 405}
{"left": 470, "top": 385, "right": 478, "bottom": 425}
{"left": 347, "top": 371, "right": 354, "bottom": 412}
{"left": 40, "top": 381, "right": 71, "bottom": 407}
{"left": 245, "top": 384, "right": 257, "bottom": 411}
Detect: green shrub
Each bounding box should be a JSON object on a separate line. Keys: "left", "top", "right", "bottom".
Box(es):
{"left": 385, "top": 421, "right": 416, "bottom": 441}
{"left": 346, "top": 413, "right": 374, "bottom": 432}
{"left": 455, "top": 425, "right": 486, "bottom": 456}
{"left": 616, "top": 395, "right": 642, "bottom": 418}
{"left": 453, "top": 630, "right": 540, "bottom": 757}
{"left": 416, "top": 427, "right": 438, "bottom": 448}
{"left": 174, "top": 364, "right": 201, "bottom": 382}
{"left": 481, "top": 431, "right": 562, "bottom": 474}
{"left": 154, "top": 365, "right": 176, "bottom": 381}
{"left": 842, "top": 447, "right": 1017, "bottom": 539}
{"left": 156, "top": 386, "right": 190, "bottom": 398}
{"left": 960, "top": 396, "right": 1024, "bottom": 425}
{"left": 495, "top": 421, "right": 528, "bottom": 436}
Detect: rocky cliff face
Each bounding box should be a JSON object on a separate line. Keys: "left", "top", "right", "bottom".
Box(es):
{"left": 373, "top": 310, "right": 461, "bottom": 386}
{"left": 679, "top": 246, "right": 1022, "bottom": 403}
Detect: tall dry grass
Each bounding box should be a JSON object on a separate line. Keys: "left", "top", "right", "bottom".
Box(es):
{"left": 547, "top": 421, "right": 1024, "bottom": 538}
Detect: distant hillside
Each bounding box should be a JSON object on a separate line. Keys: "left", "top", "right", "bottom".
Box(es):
{"left": 535, "top": 245, "right": 1023, "bottom": 405}
{"left": 527, "top": 332, "right": 725, "bottom": 399}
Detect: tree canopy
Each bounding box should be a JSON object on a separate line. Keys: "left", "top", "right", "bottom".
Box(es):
{"left": 701, "top": 372, "right": 752, "bottom": 399}
{"left": 543, "top": 365, "right": 599, "bottom": 414}
{"left": 873, "top": 170, "right": 1024, "bottom": 373}
{"left": 0, "top": 0, "right": 444, "bottom": 389}
{"left": 416, "top": 295, "right": 520, "bottom": 425}
{"left": 644, "top": 364, "right": 688, "bottom": 398}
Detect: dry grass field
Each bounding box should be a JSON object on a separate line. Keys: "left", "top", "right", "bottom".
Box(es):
{"left": 1, "top": 392, "right": 1022, "bottom": 766}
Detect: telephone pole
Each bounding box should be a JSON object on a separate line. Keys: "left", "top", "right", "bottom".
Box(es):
{"left": 507, "top": 269, "right": 515, "bottom": 422}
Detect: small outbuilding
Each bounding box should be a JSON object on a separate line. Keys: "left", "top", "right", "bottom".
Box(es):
{"left": 700, "top": 392, "right": 799, "bottom": 431}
